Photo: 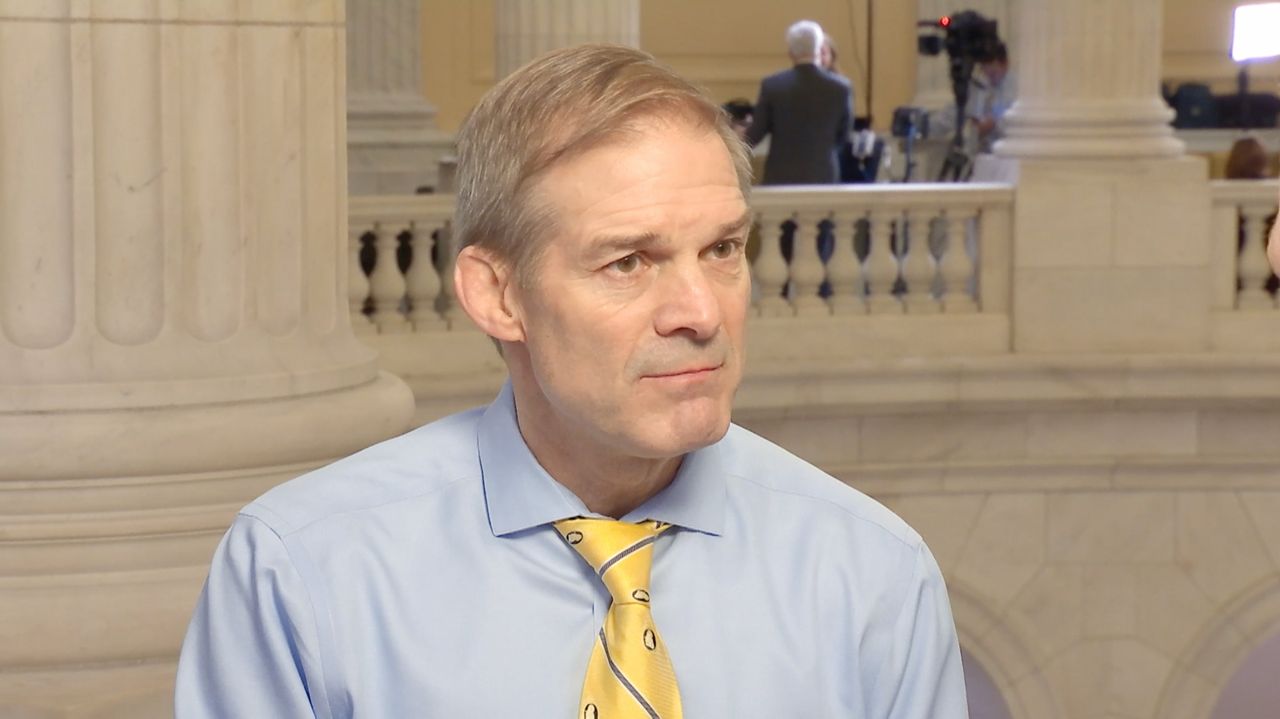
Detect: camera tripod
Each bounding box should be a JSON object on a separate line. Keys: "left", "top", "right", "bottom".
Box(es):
{"left": 936, "top": 142, "right": 973, "bottom": 182}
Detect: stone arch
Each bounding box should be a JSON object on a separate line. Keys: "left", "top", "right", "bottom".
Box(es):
{"left": 948, "top": 580, "right": 1061, "bottom": 719}
{"left": 1155, "top": 575, "right": 1280, "bottom": 719}
{"left": 961, "top": 646, "right": 1013, "bottom": 719}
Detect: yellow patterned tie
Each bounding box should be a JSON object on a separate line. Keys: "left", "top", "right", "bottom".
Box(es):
{"left": 554, "top": 517, "right": 684, "bottom": 719}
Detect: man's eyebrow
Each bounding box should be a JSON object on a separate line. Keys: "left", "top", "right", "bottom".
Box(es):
{"left": 718, "top": 211, "right": 754, "bottom": 237}
{"left": 588, "top": 211, "right": 754, "bottom": 255}
{"left": 588, "top": 231, "right": 661, "bottom": 256}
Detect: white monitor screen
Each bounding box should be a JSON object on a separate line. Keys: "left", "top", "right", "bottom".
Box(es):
{"left": 1233, "top": 3, "right": 1280, "bottom": 61}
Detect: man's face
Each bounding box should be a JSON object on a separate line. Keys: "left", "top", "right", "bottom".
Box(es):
{"left": 981, "top": 59, "right": 1007, "bottom": 85}
{"left": 509, "top": 119, "right": 751, "bottom": 460}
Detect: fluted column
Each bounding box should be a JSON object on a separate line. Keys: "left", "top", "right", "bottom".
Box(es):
{"left": 0, "top": 2, "right": 414, "bottom": 716}
{"left": 347, "top": 0, "right": 452, "bottom": 194}
{"left": 495, "top": 0, "right": 639, "bottom": 80}
{"left": 914, "top": 0, "right": 1015, "bottom": 110}
{"left": 997, "top": 0, "right": 1182, "bottom": 158}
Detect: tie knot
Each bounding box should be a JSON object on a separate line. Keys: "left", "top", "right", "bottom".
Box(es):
{"left": 555, "top": 517, "right": 672, "bottom": 605}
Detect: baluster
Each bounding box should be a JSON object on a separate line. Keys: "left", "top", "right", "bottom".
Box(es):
{"left": 941, "top": 206, "right": 979, "bottom": 313}
{"left": 436, "top": 221, "right": 464, "bottom": 326}
{"left": 827, "top": 211, "right": 864, "bottom": 315}
{"left": 791, "top": 211, "right": 828, "bottom": 315}
{"left": 902, "top": 208, "right": 939, "bottom": 314}
{"left": 865, "top": 209, "right": 903, "bottom": 314}
{"left": 753, "top": 210, "right": 792, "bottom": 317}
{"left": 348, "top": 226, "right": 374, "bottom": 334}
{"left": 1238, "top": 203, "right": 1276, "bottom": 310}
{"left": 406, "top": 220, "right": 446, "bottom": 330}
{"left": 368, "top": 222, "right": 409, "bottom": 333}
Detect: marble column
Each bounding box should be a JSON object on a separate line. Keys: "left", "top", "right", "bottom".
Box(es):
{"left": 494, "top": 0, "right": 639, "bottom": 80}
{"left": 0, "top": 2, "right": 414, "bottom": 716}
{"left": 997, "top": 0, "right": 1181, "bottom": 158}
{"left": 347, "top": 0, "right": 453, "bottom": 194}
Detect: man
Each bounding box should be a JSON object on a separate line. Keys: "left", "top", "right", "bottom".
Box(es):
{"left": 967, "top": 43, "right": 1015, "bottom": 154}
{"left": 721, "top": 97, "right": 754, "bottom": 142}
{"left": 175, "top": 44, "right": 967, "bottom": 717}
{"left": 745, "top": 20, "right": 853, "bottom": 185}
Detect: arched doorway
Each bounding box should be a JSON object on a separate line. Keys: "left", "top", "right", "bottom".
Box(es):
{"left": 1210, "top": 628, "right": 1280, "bottom": 719}
{"left": 962, "top": 647, "right": 1014, "bottom": 719}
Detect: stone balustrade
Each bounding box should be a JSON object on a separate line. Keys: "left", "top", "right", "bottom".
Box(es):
{"left": 1210, "top": 180, "right": 1280, "bottom": 310}
{"left": 748, "top": 184, "right": 1012, "bottom": 318}
{"left": 348, "top": 193, "right": 460, "bottom": 334}
{"left": 348, "top": 183, "right": 1015, "bottom": 329}
{"left": 1208, "top": 180, "right": 1280, "bottom": 352}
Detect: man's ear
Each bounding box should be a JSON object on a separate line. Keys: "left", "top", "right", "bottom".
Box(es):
{"left": 454, "top": 245, "right": 525, "bottom": 343}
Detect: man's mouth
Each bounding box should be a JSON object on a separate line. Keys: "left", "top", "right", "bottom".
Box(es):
{"left": 642, "top": 363, "right": 723, "bottom": 380}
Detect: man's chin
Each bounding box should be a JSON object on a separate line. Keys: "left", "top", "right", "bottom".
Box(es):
{"left": 649, "top": 406, "right": 732, "bottom": 456}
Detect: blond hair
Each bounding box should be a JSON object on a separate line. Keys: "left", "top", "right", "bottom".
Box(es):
{"left": 454, "top": 44, "right": 753, "bottom": 284}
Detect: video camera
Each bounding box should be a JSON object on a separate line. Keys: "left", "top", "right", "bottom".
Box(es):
{"left": 916, "top": 10, "right": 1002, "bottom": 180}
{"left": 918, "top": 11, "right": 1002, "bottom": 65}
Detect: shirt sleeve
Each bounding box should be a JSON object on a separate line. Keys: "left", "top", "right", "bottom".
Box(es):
{"left": 175, "top": 514, "right": 329, "bottom": 719}
{"left": 870, "top": 543, "right": 970, "bottom": 719}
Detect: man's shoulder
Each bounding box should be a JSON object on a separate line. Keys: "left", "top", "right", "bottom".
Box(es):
{"left": 761, "top": 66, "right": 798, "bottom": 87}
{"left": 827, "top": 72, "right": 852, "bottom": 91}
{"left": 720, "top": 423, "right": 920, "bottom": 549}
{"left": 242, "top": 406, "right": 487, "bottom": 536}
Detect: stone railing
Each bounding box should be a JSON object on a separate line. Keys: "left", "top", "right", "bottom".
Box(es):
{"left": 347, "top": 194, "right": 461, "bottom": 334}
{"left": 1208, "top": 179, "right": 1279, "bottom": 351}
{"left": 747, "top": 184, "right": 1013, "bottom": 318}
{"left": 348, "top": 183, "right": 1015, "bottom": 330}
{"left": 1209, "top": 179, "right": 1280, "bottom": 311}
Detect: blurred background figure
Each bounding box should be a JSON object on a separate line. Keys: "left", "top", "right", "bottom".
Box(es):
{"left": 819, "top": 32, "right": 840, "bottom": 76}
{"left": 819, "top": 34, "right": 863, "bottom": 184}
{"left": 1224, "top": 136, "right": 1271, "bottom": 179}
{"left": 744, "top": 19, "right": 852, "bottom": 185}
{"left": 966, "top": 42, "right": 1014, "bottom": 154}
{"left": 722, "top": 97, "right": 754, "bottom": 142}
{"left": 1226, "top": 136, "right": 1279, "bottom": 295}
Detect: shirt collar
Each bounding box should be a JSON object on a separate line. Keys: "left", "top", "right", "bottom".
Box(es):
{"left": 477, "top": 381, "right": 726, "bottom": 538}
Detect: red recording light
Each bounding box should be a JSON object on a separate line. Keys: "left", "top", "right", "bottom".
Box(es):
{"left": 940, "top": 15, "right": 951, "bottom": 27}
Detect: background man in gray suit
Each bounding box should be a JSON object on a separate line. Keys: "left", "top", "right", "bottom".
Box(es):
{"left": 745, "top": 19, "right": 853, "bottom": 185}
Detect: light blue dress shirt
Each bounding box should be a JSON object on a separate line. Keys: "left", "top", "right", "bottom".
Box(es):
{"left": 176, "top": 382, "right": 969, "bottom": 717}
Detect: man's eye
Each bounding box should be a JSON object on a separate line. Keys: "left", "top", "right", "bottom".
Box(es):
{"left": 710, "top": 241, "right": 740, "bottom": 259}
{"left": 610, "top": 254, "right": 640, "bottom": 273}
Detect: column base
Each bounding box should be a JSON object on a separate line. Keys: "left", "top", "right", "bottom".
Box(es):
{"left": 0, "top": 372, "right": 415, "bottom": 715}
{"left": 348, "top": 96, "right": 454, "bottom": 195}
{"left": 0, "top": 658, "right": 176, "bottom": 719}
{"left": 997, "top": 100, "right": 1185, "bottom": 159}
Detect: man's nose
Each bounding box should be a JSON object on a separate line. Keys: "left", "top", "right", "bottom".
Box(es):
{"left": 652, "top": 263, "right": 722, "bottom": 340}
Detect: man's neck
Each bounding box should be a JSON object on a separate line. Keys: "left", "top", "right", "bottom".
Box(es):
{"left": 509, "top": 382, "right": 684, "bottom": 519}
